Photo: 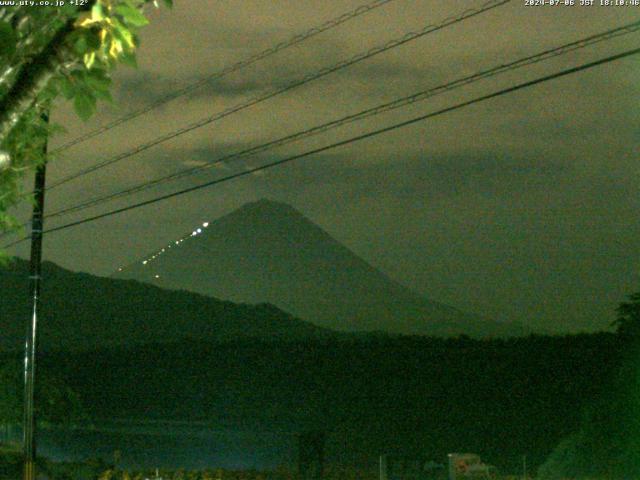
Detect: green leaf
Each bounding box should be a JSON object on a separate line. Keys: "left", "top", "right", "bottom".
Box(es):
{"left": 163, "top": 0, "right": 174, "bottom": 8}
{"left": 85, "top": 68, "right": 110, "bottom": 86}
{"left": 38, "top": 83, "right": 59, "bottom": 103}
{"left": 58, "top": 77, "right": 76, "bottom": 100}
{"left": 84, "top": 69, "right": 112, "bottom": 101}
{"left": 73, "top": 34, "right": 88, "bottom": 56}
{"left": 0, "top": 22, "right": 17, "bottom": 59}
{"left": 93, "top": 88, "right": 113, "bottom": 103}
{"left": 85, "top": 30, "right": 102, "bottom": 50}
{"left": 83, "top": 51, "right": 96, "bottom": 69}
{"left": 114, "top": 4, "right": 149, "bottom": 27}
{"left": 91, "top": 3, "right": 105, "bottom": 21}
{"left": 112, "top": 19, "right": 135, "bottom": 49}
{"left": 73, "top": 92, "right": 97, "bottom": 121}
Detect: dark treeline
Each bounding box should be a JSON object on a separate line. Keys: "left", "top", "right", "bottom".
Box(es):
{"left": 7, "top": 332, "right": 619, "bottom": 475}
{"left": 537, "top": 297, "right": 640, "bottom": 479}
{"left": 2, "top": 260, "right": 633, "bottom": 476}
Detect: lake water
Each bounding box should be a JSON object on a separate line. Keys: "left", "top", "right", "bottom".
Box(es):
{"left": 7, "top": 422, "right": 298, "bottom": 470}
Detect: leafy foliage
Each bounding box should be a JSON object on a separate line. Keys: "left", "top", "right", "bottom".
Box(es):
{"left": 538, "top": 291, "right": 640, "bottom": 479}
{"left": 612, "top": 291, "right": 640, "bottom": 338}
{"left": 0, "top": 0, "right": 172, "bottom": 246}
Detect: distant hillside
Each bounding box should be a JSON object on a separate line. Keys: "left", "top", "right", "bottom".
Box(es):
{"left": 114, "top": 199, "right": 526, "bottom": 338}
{"left": 0, "top": 258, "right": 334, "bottom": 352}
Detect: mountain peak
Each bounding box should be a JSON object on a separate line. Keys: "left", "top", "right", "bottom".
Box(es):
{"left": 246, "top": 198, "right": 291, "bottom": 209}
{"left": 234, "top": 198, "right": 304, "bottom": 218}
{"left": 114, "top": 200, "right": 527, "bottom": 338}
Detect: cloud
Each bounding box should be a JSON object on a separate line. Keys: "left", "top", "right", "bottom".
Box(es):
{"left": 181, "top": 160, "right": 209, "bottom": 168}
{"left": 235, "top": 149, "right": 571, "bottom": 203}
{"left": 114, "top": 71, "right": 270, "bottom": 108}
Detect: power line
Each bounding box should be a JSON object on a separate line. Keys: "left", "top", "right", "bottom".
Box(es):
{"left": 49, "top": 0, "right": 399, "bottom": 154}
{"left": 0, "top": 0, "right": 511, "bottom": 243}
{"left": 44, "top": 0, "right": 511, "bottom": 191}
{"left": 38, "top": 20, "right": 640, "bottom": 222}
{"left": 4, "top": 46, "right": 638, "bottom": 249}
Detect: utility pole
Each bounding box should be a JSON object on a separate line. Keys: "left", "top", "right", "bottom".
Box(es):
{"left": 23, "top": 111, "right": 48, "bottom": 480}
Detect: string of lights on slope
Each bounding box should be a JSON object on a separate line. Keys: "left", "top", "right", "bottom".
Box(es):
{"left": 33, "top": 19, "right": 640, "bottom": 225}
{"left": 116, "top": 220, "right": 211, "bottom": 273}
{"left": 4, "top": 45, "right": 639, "bottom": 251}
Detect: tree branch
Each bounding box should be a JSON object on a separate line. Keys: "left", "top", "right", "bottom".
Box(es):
{"left": 0, "top": 19, "right": 76, "bottom": 148}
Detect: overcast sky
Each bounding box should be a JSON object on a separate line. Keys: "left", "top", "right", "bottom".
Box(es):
{"left": 6, "top": 0, "right": 640, "bottom": 334}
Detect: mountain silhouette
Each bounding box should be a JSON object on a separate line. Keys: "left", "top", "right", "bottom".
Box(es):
{"left": 0, "top": 258, "right": 334, "bottom": 352}
{"left": 114, "top": 199, "right": 525, "bottom": 337}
